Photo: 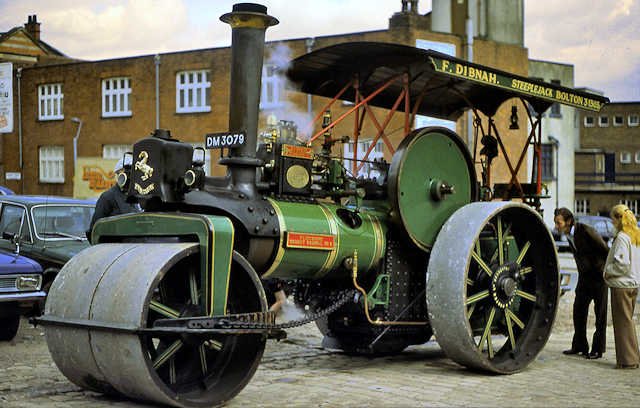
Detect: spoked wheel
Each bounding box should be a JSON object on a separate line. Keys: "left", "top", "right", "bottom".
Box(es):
{"left": 426, "top": 202, "right": 559, "bottom": 373}
{"left": 45, "top": 243, "right": 267, "bottom": 408}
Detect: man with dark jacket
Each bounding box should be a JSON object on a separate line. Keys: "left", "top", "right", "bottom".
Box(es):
{"left": 86, "top": 159, "right": 137, "bottom": 243}
{"left": 554, "top": 207, "right": 609, "bottom": 359}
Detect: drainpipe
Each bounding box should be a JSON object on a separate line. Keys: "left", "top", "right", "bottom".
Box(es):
{"left": 71, "top": 117, "right": 82, "bottom": 179}
{"left": 154, "top": 54, "right": 161, "bottom": 129}
{"left": 466, "top": 18, "right": 474, "bottom": 151}
{"left": 549, "top": 136, "right": 560, "bottom": 209}
{"left": 305, "top": 38, "right": 315, "bottom": 125}
{"left": 16, "top": 68, "right": 24, "bottom": 194}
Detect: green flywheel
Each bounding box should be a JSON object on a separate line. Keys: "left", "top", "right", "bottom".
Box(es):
{"left": 388, "top": 127, "right": 477, "bottom": 250}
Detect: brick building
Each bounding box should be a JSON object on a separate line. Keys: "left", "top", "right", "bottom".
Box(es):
{"left": 575, "top": 101, "right": 640, "bottom": 215}
{"left": 0, "top": 1, "right": 578, "bottom": 203}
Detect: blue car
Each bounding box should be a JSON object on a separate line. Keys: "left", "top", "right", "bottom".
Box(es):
{"left": 0, "top": 248, "right": 44, "bottom": 340}
{"left": 0, "top": 187, "right": 14, "bottom": 195}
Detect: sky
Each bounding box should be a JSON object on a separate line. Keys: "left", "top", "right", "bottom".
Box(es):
{"left": 1, "top": 0, "right": 639, "bottom": 102}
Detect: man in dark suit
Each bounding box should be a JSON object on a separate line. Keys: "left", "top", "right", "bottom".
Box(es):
{"left": 554, "top": 208, "right": 609, "bottom": 359}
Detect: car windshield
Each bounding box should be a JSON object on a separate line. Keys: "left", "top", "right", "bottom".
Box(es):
{"left": 32, "top": 205, "right": 95, "bottom": 240}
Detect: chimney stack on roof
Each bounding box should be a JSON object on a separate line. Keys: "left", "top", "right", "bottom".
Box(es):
{"left": 25, "top": 15, "right": 41, "bottom": 40}
{"left": 402, "top": 0, "right": 419, "bottom": 13}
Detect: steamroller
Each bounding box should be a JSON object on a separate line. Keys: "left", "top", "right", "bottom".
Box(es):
{"left": 38, "top": 2, "right": 610, "bottom": 408}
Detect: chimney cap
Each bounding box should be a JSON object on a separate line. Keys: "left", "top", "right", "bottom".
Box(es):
{"left": 232, "top": 3, "right": 268, "bottom": 14}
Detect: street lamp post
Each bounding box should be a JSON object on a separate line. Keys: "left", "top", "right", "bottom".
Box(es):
{"left": 71, "top": 117, "right": 82, "bottom": 178}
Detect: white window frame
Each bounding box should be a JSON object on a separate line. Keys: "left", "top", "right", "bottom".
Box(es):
{"left": 260, "top": 64, "right": 284, "bottom": 109}
{"left": 620, "top": 199, "right": 638, "bottom": 216}
{"left": 621, "top": 152, "right": 631, "bottom": 164}
{"left": 38, "top": 83, "right": 64, "bottom": 120}
{"left": 584, "top": 115, "right": 595, "bottom": 127}
{"left": 103, "top": 144, "right": 131, "bottom": 160}
{"left": 599, "top": 115, "right": 609, "bottom": 127}
{"left": 102, "top": 77, "right": 132, "bottom": 118}
{"left": 575, "top": 199, "right": 590, "bottom": 215}
{"left": 176, "top": 70, "right": 211, "bottom": 113}
{"left": 613, "top": 115, "right": 624, "bottom": 126}
{"left": 39, "top": 146, "right": 65, "bottom": 183}
{"left": 629, "top": 114, "right": 639, "bottom": 127}
{"left": 635, "top": 151, "right": 640, "bottom": 164}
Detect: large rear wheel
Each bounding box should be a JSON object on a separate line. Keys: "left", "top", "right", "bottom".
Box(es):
{"left": 426, "top": 202, "right": 559, "bottom": 373}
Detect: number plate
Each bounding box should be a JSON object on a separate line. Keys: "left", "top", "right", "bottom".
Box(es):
{"left": 205, "top": 131, "right": 247, "bottom": 149}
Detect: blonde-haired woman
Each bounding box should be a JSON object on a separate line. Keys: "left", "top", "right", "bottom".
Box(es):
{"left": 604, "top": 204, "right": 640, "bottom": 369}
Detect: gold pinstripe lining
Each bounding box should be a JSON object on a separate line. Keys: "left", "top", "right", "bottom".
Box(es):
{"left": 261, "top": 199, "right": 286, "bottom": 278}
{"left": 367, "top": 214, "right": 385, "bottom": 271}
{"left": 313, "top": 204, "right": 339, "bottom": 278}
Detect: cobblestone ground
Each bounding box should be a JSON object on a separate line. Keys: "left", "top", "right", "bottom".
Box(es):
{"left": 1, "top": 292, "right": 639, "bottom": 408}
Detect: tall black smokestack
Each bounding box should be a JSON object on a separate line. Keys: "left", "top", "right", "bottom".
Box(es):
{"left": 220, "top": 4, "right": 278, "bottom": 196}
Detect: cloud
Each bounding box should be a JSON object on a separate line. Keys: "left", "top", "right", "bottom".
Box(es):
{"left": 609, "top": 0, "right": 634, "bottom": 19}
{"left": 2, "top": 0, "right": 202, "bottom": 59}
{"left": 49, "top": 0, "right": 194, "bottom": 59}
{"left": 524, "top": 0, "right": 640, "bottom": 101}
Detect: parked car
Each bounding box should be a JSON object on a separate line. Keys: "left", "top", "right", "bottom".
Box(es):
{"left": 0, "top": 187, "right": 14, "bottom": 195}
{"left": 551, "top": 215, "right": 615, "bottom": 251}
{"left": 575, "top": 215, "right": 615, "bottom": 246}
{"left": 547, "top": 227, "right": 571, "bottom": 295}
{"left": 0, "top": 196, "right": 95, "bottom": 314}
{"left": 0, "top": 248, "right": 44, "bottom": 340}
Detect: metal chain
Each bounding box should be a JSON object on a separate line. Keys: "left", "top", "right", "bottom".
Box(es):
{"left": 219, "top": 289, "right": 357, "bottom": 330}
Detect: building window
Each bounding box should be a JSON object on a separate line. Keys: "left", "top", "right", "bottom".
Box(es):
{"left": 629, "top": 114, "right": 639, "bottom": 127}
{"left": 541, "top": 144, "right": 555, "bottom": 180}
{"left": 621, "top": 199, "right": 638, "bottom": 215}
{"left": 38, "top": 83, "right": 64, "bottom": 120}
{"left": 621, "top": 152, "right": 631, "bottom": 164}
{"left": 344, "top": 140, "right": 384, "bottom": 178}
{"left": 39, "top": 146, "right": 64, "bottom": 183}
{"left": 613, "top": 115, "right": 624, "bottom": 126}
{"left": 176, "top": 70, "right": 211, "bottom": 113}
{"left": 103, "top": 144, "right": 131, "bottom": 160}
{"left": 549, "top": 80, "right": 561, "bottom": 117}
{"left": 635, "top": 151, "right": 640, "bottom": 164}
{"left": 584, "top": 115, "right": 595, "bottom": 127}
{"left": 575, "top": 199, "right": 590, "bottom": 215}
{"left": 260, "top": 65, "right": 284, "bottom": 109}
{"left": 599, "top": 115, "right": 609, "bottom": 127}
{"left": 102, "top": 77, "right": 132, "bottom": 117}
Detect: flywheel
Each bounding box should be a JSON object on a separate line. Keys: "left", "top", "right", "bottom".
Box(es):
{"left": 388, "top": 126, "right": 477, "bottom": 250}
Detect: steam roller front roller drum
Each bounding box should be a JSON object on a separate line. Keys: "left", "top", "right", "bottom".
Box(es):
{"left": 44, "top": 243, "right": 267, "bottom": 408}
{"left": 426, "top": 202, "right": 559, "bottom": 373}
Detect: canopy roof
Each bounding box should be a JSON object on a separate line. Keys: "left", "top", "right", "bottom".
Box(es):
{"left": 283, "top": 42, "right": 609, "bottom": 121}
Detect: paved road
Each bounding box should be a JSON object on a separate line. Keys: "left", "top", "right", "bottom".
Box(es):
{"left": 1, "top": 255, "right": 638, "bottom": 408}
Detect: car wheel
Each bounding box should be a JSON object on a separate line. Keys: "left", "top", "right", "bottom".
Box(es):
{"left": 36, "top": 280, "right": 54, "bottom": 316}
{"left": 0, "top": 314, "right": 20, "bottom": 341}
